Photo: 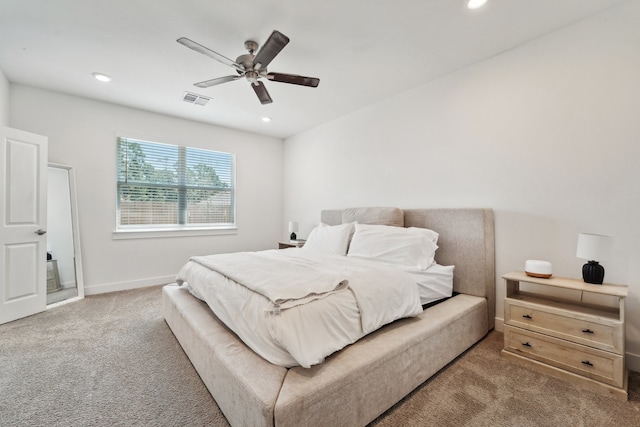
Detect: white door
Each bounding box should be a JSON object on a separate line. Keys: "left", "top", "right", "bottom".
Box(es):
{"left": 0, "top": 126, "right": 48, "bottom": 324}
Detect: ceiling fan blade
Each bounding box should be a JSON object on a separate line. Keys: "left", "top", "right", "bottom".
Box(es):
{"left": 194, "top": 75, "right": 242, "bottom": 88}
{"left": 177, "top": 37, "right": 244, "bottom": 73}
{"left": 251, "top": 81, "right": 273, "bottom": 104}
{"left": 253, "top": 30, "right": 289, "bottom": 70}
{"left": 266, "top": 72, "right": 320, "bottom": 87}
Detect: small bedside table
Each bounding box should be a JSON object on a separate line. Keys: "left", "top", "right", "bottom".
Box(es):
{"left": 278, "top": 241, "right": 305, "bottom": 249}
{"left": 501, "top": 271, "right": 628, "bottom": 400}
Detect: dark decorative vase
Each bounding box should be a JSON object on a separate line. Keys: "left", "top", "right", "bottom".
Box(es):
{"left": 582, "top": 261, "right": 604, "bottom": 285}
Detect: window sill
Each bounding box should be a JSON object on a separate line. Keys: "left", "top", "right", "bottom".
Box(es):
{"left": 112, "top": 226, "right": 237, "bottom": 240}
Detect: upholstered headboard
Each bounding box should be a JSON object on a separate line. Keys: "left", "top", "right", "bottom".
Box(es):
{"left": 320, "top": 207, "right": 496, "bottom": 329}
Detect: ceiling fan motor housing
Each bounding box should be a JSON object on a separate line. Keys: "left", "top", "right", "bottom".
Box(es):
{"left": 236, "top": 53, "right": 259, "bottom": 74}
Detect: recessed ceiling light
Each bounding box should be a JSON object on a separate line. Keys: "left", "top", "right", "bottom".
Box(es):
{"left": 467, "top": 0, "right": 487, "bottom": 9}
{"left": 262, "top": 117, "right": 271, "bottom": 122}
{"left": 92, "top": 72, "right": 112, "bottom": 82}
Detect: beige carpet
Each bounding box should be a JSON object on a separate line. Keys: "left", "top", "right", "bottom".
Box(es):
{"left": 1, "top": 286, "right": 638, "bottom": 426}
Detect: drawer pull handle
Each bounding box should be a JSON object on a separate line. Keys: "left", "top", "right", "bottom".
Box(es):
{"left": 582, "top": 329, "right": 594, "bottom": 334}
{"left": 522, "top": 342, "right": 532, "bottom": 348}
{"left": 581, "top": 360, "right": 594, "bottom": 367}
{"left": 522, "top": 314, "right": 532, "bottom": 319}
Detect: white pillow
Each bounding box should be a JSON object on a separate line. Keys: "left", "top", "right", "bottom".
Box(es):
{"left": 409, "top": 226, "right": 439, "bottom": 244}
{"left": 347, "top": 223, "right": 439, "bottom": 269}
{"left": 302, "top": 222, "right": 355, "bottom": 255}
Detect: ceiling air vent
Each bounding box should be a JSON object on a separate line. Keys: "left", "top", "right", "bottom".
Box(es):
{"left": 182, "top": 91, "right": 211, "bottom": 106}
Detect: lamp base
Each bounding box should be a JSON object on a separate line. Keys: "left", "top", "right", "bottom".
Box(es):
{"left": 582, "top": 261, "right": 604, "bottom": 285}
{"left": 290, "top": 232, "right": 297, "bottom": 240}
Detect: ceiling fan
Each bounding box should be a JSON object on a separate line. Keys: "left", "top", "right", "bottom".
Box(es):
{"left": 177, "top": 30, "right": 320, "bottom": 105}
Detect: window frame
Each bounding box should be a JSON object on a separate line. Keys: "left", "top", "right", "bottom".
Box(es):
{"left": 114, "top": 136, "right": 237, "bottom": 238}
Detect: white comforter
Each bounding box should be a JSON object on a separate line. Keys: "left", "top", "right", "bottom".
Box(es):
{"left": 176, "top": 249, "right": 423, "bottom": 368}
{"left": 189, "top": 251, "right": 348, "bottom": 310}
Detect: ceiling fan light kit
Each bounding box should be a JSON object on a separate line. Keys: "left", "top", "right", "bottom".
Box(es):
{"left": 178, "top": 30, "right": 320, "bottom": 105}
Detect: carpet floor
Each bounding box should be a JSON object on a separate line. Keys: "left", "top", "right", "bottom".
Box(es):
{"left": 1, "top": 285, "right": 638, "bottom": 426}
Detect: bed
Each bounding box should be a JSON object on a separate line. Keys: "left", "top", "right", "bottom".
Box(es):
{"left": 163, "top": 207, "right": 495, "bottom": 426}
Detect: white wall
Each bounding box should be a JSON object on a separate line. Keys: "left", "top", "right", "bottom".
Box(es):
{"left": 10, "top": 85, "right": 284, "bottom": 294}
{"left": 0, "top": 69, "right": 8, "bottom": 126}
{"left": 283, "top": 1, "right": 640, "bottom": 369}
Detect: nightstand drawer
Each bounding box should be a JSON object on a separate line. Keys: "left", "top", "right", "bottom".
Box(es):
{"left": 504, "top": 326, "right": 624, "bottom": 388}
{"left": 505, "top": 299, "right": 622, "bottom": 354}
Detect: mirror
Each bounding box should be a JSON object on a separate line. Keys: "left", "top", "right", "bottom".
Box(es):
{"left": 46, "top": 163, "right": 84, "bottom": 306}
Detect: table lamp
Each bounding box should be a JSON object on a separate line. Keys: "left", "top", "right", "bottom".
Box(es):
{"left": 576, "top": 233, "right": 613, "bottom": 284}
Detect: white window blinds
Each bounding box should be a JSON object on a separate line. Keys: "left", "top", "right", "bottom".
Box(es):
{"left": 117, "top": 137, "right": 235, "bottom": 230}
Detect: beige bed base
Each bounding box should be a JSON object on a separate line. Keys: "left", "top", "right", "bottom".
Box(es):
{"left": 162, "top": 208, "right": 495, "bottom": 427}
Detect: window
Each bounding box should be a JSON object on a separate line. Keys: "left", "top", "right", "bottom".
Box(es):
{"left": 116, "top": 137, "right": 235, "bottom": 232}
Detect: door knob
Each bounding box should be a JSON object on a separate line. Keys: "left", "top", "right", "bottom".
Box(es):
{"left": 35, "top": 229, "right": 47, "bottom": 235}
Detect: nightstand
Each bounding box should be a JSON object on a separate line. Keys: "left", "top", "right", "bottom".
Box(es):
{"left": 501, "top": 271, "right": 628, "bottom": 400}
{"left": 278, "top": 241, "right": 305, "bottom": 249}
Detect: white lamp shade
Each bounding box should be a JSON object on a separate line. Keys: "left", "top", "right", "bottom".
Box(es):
{"left": 576, "top": 233, "right": 613, "bottom": 261}
{"left": 288, "top": 221, "right": 298, "bottom": 233}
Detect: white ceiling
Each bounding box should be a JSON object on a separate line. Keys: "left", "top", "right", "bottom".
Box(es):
{"left": 0, "top": 0, "right": 630, "bottom": 139}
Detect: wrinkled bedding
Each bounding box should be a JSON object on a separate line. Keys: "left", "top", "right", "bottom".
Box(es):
{"left": 176, "top": 249, "right": 425, "bottom": 367}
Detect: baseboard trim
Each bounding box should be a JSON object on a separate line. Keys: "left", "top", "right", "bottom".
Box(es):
{"left": 84, "top": 275, "right": 176, "bottom": 295}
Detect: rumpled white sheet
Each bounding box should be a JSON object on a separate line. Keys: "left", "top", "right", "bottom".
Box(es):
{"left": 176, "top": 249, "right": 423, "bottom": 367}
